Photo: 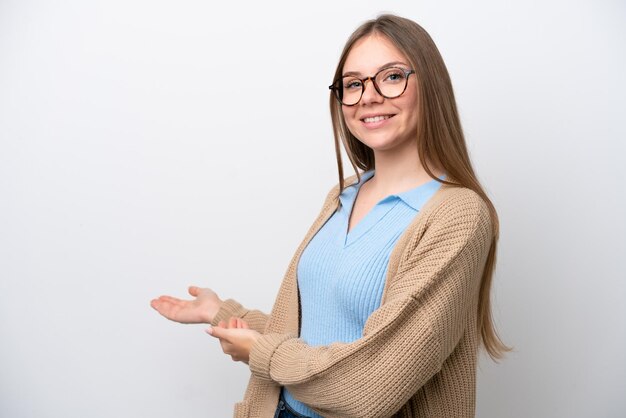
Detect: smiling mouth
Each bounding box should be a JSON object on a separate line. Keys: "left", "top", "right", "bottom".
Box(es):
{"left": 361, "top": 115, "right": 394, "bottom": 123}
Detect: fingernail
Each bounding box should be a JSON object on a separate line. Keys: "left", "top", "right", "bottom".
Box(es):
{"left": 206, "top": 327, "right": 213, "bottom": 335}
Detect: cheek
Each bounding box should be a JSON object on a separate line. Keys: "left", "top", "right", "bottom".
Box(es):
{"left": 397, "top": 93, "right": 419, "bottom": 127}
{"left": 341, "top": 105, "right": 356, "bottom": 120}
{"left": 342, "top": 107, "right": 360, "bottom": 130}
{"left": 399, "top": 87, "right": 418, "bottom": 109}
{"left": 395, "top": 78, "right": 418, "bottom": 109}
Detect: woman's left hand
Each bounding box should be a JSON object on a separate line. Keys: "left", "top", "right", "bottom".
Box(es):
{"left": 206, "top": 317, "right": 260, "bottom": 364}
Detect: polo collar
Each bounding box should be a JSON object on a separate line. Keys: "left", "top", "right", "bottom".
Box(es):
{"left": 338, "top": 170, "right": 445, "bottom": 211}
{"left": 395, "top": 175, "right": 445, "bottom": 211}
{"left": 338, "top": 170, "right": 375, "bottom": 209}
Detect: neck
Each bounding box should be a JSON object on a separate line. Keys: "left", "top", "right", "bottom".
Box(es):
{"left": 367, "top": 140, "right": 443, "bottom": 195}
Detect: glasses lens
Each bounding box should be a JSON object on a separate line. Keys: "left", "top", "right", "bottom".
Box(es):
{"left": 339, "top": 76, "right": 363, "bottom": 106}
{"left": 375, "top": 68, "right": 408, "bottom": 98}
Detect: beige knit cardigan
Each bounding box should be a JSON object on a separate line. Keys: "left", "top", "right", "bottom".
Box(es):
{"left": 211, "top": 175, "right": 493, "bottom": 418}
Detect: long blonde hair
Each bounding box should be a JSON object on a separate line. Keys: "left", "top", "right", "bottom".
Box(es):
{"left": 330, "top": 14, "right": 510, "bottom": 360}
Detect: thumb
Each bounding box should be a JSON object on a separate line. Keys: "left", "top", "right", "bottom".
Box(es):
{"left": 188, "top": 286, "right": 200, "bottom": 297}
{"left": 206, "top": 326, "right": 228, "bottom": 340}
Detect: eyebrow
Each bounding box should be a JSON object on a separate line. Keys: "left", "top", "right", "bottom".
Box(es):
{"left": 342, "top": 61, "right": 410, "bottom": 77}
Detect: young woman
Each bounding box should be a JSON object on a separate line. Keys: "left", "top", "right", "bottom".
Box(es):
{"left": 151, "top": 14, "right": 508, "bottom": 418}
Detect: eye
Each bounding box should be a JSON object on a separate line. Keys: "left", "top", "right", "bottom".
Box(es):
{"left": 343, "top": 78, "right": 362, "bottom": 90}
{"left": 379, "top": 68, "right": 407, "bottom": 84}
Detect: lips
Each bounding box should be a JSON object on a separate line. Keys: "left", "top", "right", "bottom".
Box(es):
{"left": 360, "top": 114, "right": 395, "bottom": 123}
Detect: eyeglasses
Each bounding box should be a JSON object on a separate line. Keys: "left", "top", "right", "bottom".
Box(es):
{"left": 329, "top": 67, "right": 415, "bottom": 106}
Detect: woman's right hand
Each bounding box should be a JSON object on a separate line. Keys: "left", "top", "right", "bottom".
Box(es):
{"left": 150, "top": 286, "right": 223, "bottom": 324}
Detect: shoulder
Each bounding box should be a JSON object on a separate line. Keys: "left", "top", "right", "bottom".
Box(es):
{"left": 387, "top": 184, "right": 495, "bottom": 302}
{"left": 415, "top": 184, "right": 494, "bottom": 242}
{"left": 430, "top": 185, "right": 490, "bottom": 219}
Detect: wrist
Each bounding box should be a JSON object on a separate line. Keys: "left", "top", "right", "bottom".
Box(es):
{"left": 205, "top": 299, "right": 223, "bottom": 324}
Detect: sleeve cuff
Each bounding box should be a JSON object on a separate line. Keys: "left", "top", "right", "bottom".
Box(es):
{"left": 210, "top": 299, "right": 249, "bottom": 326}
{"left": 249, "top": 333, "right": 296, "bottom": 381}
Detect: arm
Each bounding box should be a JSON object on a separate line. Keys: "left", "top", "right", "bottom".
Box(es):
{"left": 211, "top": 299, "right": 269, "bottom": 334}
{"left": 151, "top": 286, "right": 268, "bottom": 334}
{"left": 247, "top": 190, "right": 493, "bottom": 417}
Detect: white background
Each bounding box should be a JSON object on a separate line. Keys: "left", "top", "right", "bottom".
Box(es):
{"left": 1, "top": 1, "right": 625, "bottom": 417}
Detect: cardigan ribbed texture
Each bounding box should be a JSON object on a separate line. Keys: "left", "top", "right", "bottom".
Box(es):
{"left": 286, "top": 170, "right": 443, "bottom": 418}
{"left": 211, "top": 174, "right": 493, "bottom": 418}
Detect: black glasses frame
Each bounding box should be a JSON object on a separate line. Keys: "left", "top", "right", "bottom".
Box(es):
{"left": 328, "top": 67, "right": 416, "bottom": 106}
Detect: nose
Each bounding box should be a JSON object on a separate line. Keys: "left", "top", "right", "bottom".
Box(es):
{"left": 360, "top": 77, "right": 384, "bottom": 105}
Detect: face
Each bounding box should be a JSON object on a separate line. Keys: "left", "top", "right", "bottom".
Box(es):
{"left": 341, "top": 34, "right": 419, "bottom": 153}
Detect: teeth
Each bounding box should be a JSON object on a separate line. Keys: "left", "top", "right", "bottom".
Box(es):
{"left": 363, "top": 115, "right": 391, "bottom": 123}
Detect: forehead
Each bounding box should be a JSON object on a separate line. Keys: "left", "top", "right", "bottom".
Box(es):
{"left": 343, "top": 33, "right": 409, "bottom": 75}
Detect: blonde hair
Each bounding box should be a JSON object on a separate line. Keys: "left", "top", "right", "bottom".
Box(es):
{"left": 329, "top": 14, "right": 510, "bottom": 360}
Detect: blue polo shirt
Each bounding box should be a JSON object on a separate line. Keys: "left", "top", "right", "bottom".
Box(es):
{"left": 283, "top": 170, "right": 444, "bottom": 417}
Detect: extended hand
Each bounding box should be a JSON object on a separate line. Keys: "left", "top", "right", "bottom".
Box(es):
{"left": 150, "top": 285, "right": 223, "bottom": 324}
{"left": 207, "top": 317, "right": 260, "bottom": 364}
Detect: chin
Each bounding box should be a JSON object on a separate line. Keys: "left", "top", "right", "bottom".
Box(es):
{"left": 356, "top": 133, "right": 403, "bottom": 151}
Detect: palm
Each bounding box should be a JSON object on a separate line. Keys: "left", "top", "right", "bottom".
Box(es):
{"left": 151, "top": 286, "right": 222, "bottom": 324}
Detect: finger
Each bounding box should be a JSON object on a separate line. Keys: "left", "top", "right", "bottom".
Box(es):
{"left": 206, "top": 326, "right": 229, "bottom": 341}
{"left": 218, "top": 320, "right": 226, "bottom": 328}
{"left": 156, "top": 295, "right": 184, "bottom": 305}
{"left": 228, "top": 317, "right": 237, "bottom": 329}
{"left": 150, "top": 299, "right": 177, "bottom": 312}
{"left": 241, "top": 320, "right": 250, "bottom": 329}
{"left": 150, "top": 299, "right": 167, "bottom": 309}
{"left": 235, "top": 318, "right": 242, "bottom": 328}
{"left": 152, "top": 297, "right": 185, "bottom": 311}
{"left": 188, "top": 286, "right": 199, "bottom": 297}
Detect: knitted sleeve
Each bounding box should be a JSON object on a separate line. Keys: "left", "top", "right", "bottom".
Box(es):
{"left": 247, "top": 190, "right": 492, "bottom": 417}
{"left": 210, "top": 300, "right": 269, "bottom": 334}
